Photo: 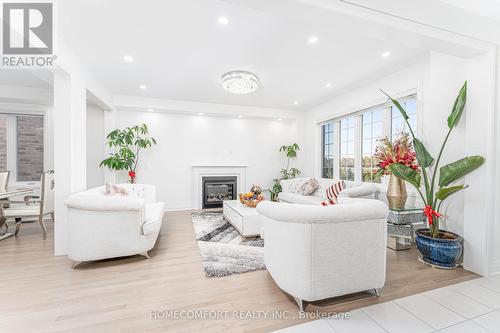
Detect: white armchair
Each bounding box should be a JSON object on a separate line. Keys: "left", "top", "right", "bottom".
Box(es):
{"left": 278, "top": 177, "right": 379, "bottom": 205}
{"left": 65, "top": 184, "right": 164, "bottom": 267}
{"left": 256, "top": 198, "right": 388, "bottom": 311}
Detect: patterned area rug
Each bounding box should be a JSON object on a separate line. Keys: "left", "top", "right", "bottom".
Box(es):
{"left": 191, "top": 211, "right": 265, "bottom": 278}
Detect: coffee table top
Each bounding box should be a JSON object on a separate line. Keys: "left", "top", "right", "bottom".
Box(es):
{"left": 223, "top": 200, "right": 260, "bottom": 216}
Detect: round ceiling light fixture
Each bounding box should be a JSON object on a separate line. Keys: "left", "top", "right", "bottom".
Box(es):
{"left": 221, "top": 70, "right": 259, "bottom": 95}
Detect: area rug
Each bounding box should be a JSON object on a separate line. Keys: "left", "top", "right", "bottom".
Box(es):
{"left": 191, "top": 211, "right": 265, "bottom": 278}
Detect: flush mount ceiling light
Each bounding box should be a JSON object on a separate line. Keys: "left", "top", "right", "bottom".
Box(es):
{"left": 221, "top": 70, "right": 259, "bottom": 95}
{"left": 218, "top": 16, "right": 229, "bottom": 25}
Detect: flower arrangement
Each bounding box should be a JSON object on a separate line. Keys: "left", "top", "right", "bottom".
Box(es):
{"left": 374, "top": 132, "right": 419, "bottom": 176}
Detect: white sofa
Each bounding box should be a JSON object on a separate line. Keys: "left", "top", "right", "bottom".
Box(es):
{"left": 256, "top": 198, "right": 388, "bottom": 311}
{"left": 65, "top": 184, "right": 164, "bottom": 266}
{"left": 278, "top": 177, "right": 379, "bottom": 205}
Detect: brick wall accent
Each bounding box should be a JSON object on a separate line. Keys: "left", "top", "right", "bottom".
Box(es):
{"left": 17, "top": 116, "right": 44, "bottom": 181}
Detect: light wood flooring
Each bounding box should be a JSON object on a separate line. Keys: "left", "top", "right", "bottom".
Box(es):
{"left": 0, "top": 210, "right": 477, "bottom": 333}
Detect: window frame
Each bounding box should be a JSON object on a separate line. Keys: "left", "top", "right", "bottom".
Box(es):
{"left": 319, "top": 93, "right": 417, "bottom": 183}
{"left": 0, "top": 110, "right": 45, "bottom": 186}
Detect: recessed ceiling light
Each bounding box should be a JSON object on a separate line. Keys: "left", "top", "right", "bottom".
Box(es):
{"left": 139, "top": 85, "right": 147, "bottom": 90}
{"left": 293, "top": 101, "right": 299, "bottom": 105}
{"left": 147, "top": 108, "right": 153, "bottom": 112}
{"left": 123, "top": 55, "right": 133, "bottom": 62}
{"left": 198, "top": 112, "right": 204, "bottom": 116}
{"left": 381, "top": 51, "right": 391, "bottom": 58}
{"left": 325, "top": 83, "right": 332, "bottom": 88}
{"left": 218, "top": 16, "right": 229, "bottom": 25}
{"left": 277, "top": 118, "right": 283, "bottom": 121}
{"left": 238, "top": 115, "right": 244, "bottom": 119}
{"left": 308, "top": 36, "right": 319, "bottom": 44}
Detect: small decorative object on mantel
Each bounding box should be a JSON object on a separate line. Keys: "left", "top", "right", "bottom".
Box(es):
{"left": 100, "top": 123, "right": 157, "bottom": 184}
{"left": 382, "top": 82, "right": 485, "bottom": 269}
{"left": 239, "top": 185, "right": 265, "bottom": 208}
{"left": 374, "top": 132, "right": 419, "bottom": 210}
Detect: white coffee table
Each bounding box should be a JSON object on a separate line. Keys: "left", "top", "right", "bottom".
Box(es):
{"left": 222, "top": 200, "right": 262, "bottom": 238}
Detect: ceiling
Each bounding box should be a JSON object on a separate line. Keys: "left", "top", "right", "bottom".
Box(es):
{"left": 58, "top": 0, "right": 427, "bottom": 110}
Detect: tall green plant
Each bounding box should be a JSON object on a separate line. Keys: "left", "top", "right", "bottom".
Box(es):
{"left": 279, "top": 143, "right": 301, "bottom": 179}
{"left": 382, "top": 82, "right": 485, "bottom": 238}
{"left": 100, "top": 123, "right": 157, "bottom": 176}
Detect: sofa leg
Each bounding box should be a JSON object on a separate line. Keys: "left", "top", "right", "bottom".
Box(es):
{"left": 141, "top": 251, "right": 151, "bottom": 259}
{"left": 373, "top": 288, "right": 381, "bottom": 297}
{"left": 293, "top": 297, "right": 306, "bottom": 312}
{"left": 72, "top": 261, "right": 82, "bottom": 269}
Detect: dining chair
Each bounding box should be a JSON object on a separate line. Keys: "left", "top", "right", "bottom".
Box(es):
{"left": 0, "top": 171, "right": 9, "bottom": 192}
{"left": 3, "top": 171, "right": 55, "bottom": 239}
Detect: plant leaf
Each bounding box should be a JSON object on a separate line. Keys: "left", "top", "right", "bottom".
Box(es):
{"left": 439, "top": 155, "right": 485, "bottom": 187}
{"left": 381, "top": 90, "right": 408, "bottom": 120}
{"left": 388, "top": 163, "right": 421, "bottom": 189}
{"left": 436, "top": 185, "right": 468, "bottom": 201}
{"left": 413, "top": 138, "right": 434, "bottom": 168}
{"left": 447, "top": 81, "right": 467, "bottom": 129}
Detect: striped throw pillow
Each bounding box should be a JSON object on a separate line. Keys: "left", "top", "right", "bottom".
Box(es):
{"left": 321, "top": 181, "right": 345, "bottom": 206}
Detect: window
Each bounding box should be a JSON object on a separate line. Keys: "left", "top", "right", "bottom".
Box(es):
{"left": 0, "top": 113, "right": 44, "bottom": 182}
{"left": 362, "top": 108, "right": 383, "bottom": 183}
{"left": 339, "top": 116, "right": 355, "bottom": 181}
{"left": 391, "top": 98, "right": 417, "bottom": 140}
{"left": 321, "top": 122, "right": 335, "bottom": 178}
{"left": 321, "top": 95, "right": 417, "bottom": 183}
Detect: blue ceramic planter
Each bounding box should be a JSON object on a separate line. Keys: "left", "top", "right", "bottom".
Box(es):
{"left": 415, "top": 228, "right": 463, "bottom": 269}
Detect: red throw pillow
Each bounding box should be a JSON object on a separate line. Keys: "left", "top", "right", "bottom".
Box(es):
{"left": 321, "top": 180, "right": 345, "bottom": 206}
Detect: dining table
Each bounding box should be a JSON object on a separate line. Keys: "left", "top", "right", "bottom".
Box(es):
{"left": 0, "top": 188, "right": 35, "bottom": 240}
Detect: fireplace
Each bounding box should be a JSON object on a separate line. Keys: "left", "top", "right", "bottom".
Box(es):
{"left": 202, "top": 176, "right": 237, "bottom": 209}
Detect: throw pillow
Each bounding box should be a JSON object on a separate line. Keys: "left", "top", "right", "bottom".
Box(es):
{"left": 298, "top": 178, "right": 319, "bottom": 196}
{"left": 321, "top": 180, "right": 345, "bottom": 206}
{"left": 104, "top": 183, "right": 129, "bottom": 196}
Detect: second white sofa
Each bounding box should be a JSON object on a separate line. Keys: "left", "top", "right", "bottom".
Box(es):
{"left": 278, "top": 177, "right": 379, "bottom": 205}
{"left": 65, "top": 184, "right": 164, "bottom": 266}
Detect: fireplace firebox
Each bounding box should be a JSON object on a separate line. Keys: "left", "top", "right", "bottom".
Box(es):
{"left": 202, "top": 176, "right": 237, "bottom": 209}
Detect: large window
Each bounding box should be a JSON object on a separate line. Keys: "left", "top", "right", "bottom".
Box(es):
{"left": 339, "top": 116, "right": 355, "bottom": 181}
{"left": 362, "top": 108, "right": 383, "bottom": 183}
{"left": 0, "top": 113, "right": 44, "bottom": 182}
{"left": 321, "top": 95, "right": 417, "bottom": 183}
{"left": 321, "top": 123, "right": 335, "bottom": 179}
{"left": 391, "top": 98, "right": 417, "bottom": 140}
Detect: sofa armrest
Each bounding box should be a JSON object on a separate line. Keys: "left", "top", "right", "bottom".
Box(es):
{"left": 257, "top": 199, "right": 388, "bottom": 224}
{"left": 339, "top": 183, "right": 378, "bottom": 198}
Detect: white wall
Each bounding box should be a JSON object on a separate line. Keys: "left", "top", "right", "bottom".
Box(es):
{"left": 86, "top": 104, "right": 105, "bottom": 189}
{"left": 116, "top": 110, "right": 302, "bottom": 210}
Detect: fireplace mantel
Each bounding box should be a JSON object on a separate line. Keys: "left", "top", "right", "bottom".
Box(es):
{"left": 192, "top": 165, "right": 247, "bottom": 210}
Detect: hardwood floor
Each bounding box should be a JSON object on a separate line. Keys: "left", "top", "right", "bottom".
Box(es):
{"left": 0, "top": 210, "right": 477, "bottom": 333}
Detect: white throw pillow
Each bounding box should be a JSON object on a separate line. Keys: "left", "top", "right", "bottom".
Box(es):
{"left": 104, "top": 183, "right": 129, "bottom": 196}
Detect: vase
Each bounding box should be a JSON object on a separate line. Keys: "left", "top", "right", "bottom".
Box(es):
{"left": 415, "top": 228, "right": 463, "bottom": 269}
{"left": 386, "top": 174, "right": 407, "bottom": 209}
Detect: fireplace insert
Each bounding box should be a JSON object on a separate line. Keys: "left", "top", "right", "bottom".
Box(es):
{"left": 202, "top": 176, "right": 237, "bottom": 209}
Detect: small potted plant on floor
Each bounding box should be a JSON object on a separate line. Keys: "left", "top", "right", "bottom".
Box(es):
{"left": 100, "top": 123, "right": 157, "bottom": 183}
{"left": 383, "top": 82, "right": 485, "bottom": 269}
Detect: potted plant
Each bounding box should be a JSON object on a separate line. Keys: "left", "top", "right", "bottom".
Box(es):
{"left": 269, "top": 143, "right": 301, "bottom": 201}
{"left": 383, "top": 82, "right": 485, "bottom": 269}
{"left": 374, "top": 132, "right": 419, "bottom": 209}
{"left": 100, "top": 123, "right": 157, "bottom": 183}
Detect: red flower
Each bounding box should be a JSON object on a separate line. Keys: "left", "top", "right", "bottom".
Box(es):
{"left": 128, "top": 171, "right": 136, "bottom": 178}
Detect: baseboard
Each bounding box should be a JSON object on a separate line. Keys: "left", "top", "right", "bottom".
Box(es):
{"left": 163, "top": 207, "right": 196, "bottom": 212}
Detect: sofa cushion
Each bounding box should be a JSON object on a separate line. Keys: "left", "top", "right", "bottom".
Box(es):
{"left": 298, "top": 178, "right": 319, "bottom": 195}
{"left": 278, "top": 192, "right": 324, "bottom": 205}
